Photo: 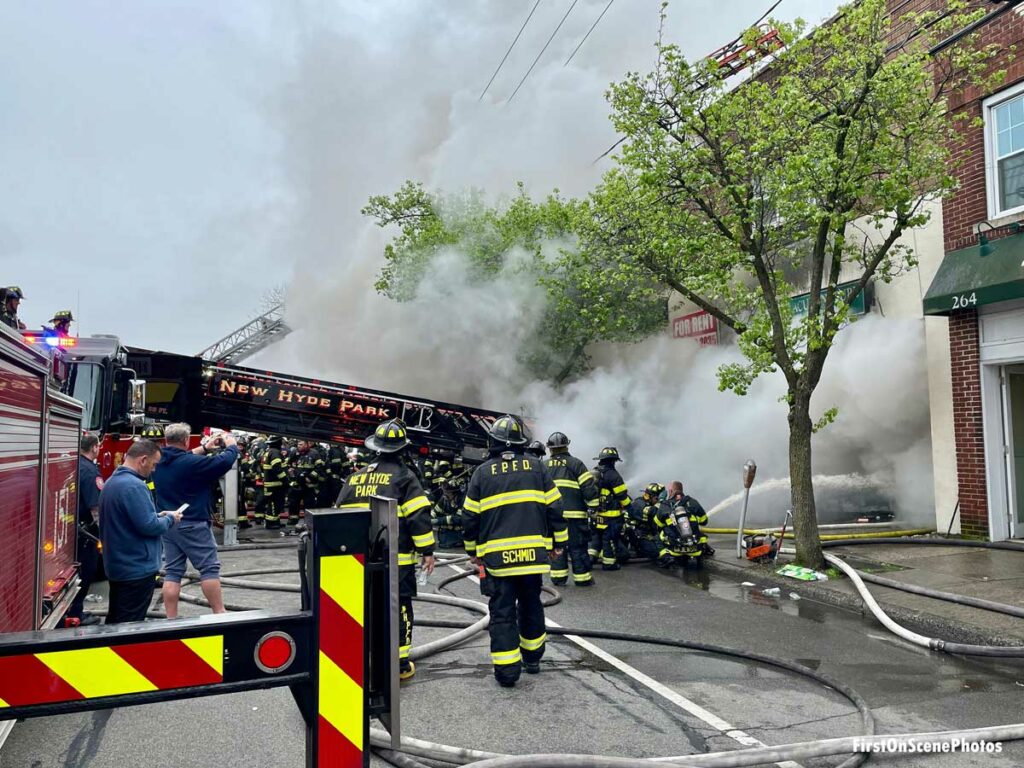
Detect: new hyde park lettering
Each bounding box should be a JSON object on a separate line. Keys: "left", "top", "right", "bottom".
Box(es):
{"left": 216, "top": 378, "right": 392, "bottom": 419}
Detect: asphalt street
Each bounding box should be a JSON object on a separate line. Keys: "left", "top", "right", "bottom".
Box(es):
{"left": 4, "top": 543, "right": 1024, "bottom": 768}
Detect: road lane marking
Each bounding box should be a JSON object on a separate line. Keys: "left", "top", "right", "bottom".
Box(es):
{"left": 443, "top": 563, "right": 801, "bottom": 768}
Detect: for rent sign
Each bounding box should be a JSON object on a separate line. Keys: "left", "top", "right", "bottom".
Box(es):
{"left": 671, "top": 310, "right": 718, "bottom": 346}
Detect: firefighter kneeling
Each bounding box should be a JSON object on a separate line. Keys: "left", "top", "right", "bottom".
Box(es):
{"left": 463, "top": 415, "right": 567, "bottom": 688}
{"left": 654, "top": 481, "right": 709, "bottom": 568}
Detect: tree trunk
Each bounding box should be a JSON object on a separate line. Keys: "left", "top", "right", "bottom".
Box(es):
{"left": 789, "top": 391, "right": 825, "bottom": 570}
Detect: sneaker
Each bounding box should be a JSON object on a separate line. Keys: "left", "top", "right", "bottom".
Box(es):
{"left": 400, "top": 662, "right": 416, "bottom": 681}
{"left": 523, "top": 661, "right": 540, "bottom": 675}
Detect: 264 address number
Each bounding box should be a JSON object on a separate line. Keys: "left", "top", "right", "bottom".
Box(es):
{"left": 951, "top": 292, "right": 978, "bottom": 310}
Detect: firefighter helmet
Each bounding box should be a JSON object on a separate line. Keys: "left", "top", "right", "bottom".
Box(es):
{"left": 527, "top": 440, "right": 546, "bottom": 458}
{"left": 488, "top": 414, "right": 528, "bottom": 447}
{"left": 140, "top": 423, "right": 164, "bottom": 439}
{"left": 594, "top": 446, "right": 622, "bottom": 463}
{"left": 5, "top": 286, "right": 24, "bottom": 300}
{"left": 365, "top": 418, "right": 411, "bottom": 453}
{"left": 266, "top": 435, "right": 283, "bottom": 448}
{"left": 546, "top": 431, "right": 570, "bottom": 448}
{"left": 644, "top": 482, "right": 665, "bottom": 499}
{"left": 51, "top": 310, "right": 74, "bottom": 323}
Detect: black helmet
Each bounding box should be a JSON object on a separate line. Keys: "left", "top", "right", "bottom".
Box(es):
{"left": 488, "top": 414, "right": 528, "bottom": 447}
{"left": 594, "top": 446, "right": 622, "bottom": 463}
{"left": 643, "top": 482, "right": 665, "bottom": 499}
{"left": 365, "top": 418, "right": 411, "bottom": 453}
{"left": 546, "top": 431, "right": 570, "bottom": 448}
{"left": 527, "top": 440, "right": 546, "bottom": 457}
{"left": 5, "top": 286, "right": 24, "bottom": 300}
{"left": 267, "top": 435, "right": 283, "bottom": 448}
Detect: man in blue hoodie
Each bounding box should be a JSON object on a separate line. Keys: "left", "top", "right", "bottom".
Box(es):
{"left": 153, "top": 423, "right": 240, "bottom": 618}
{"left": 99, "top": 439, "right": 182, "bottom": 623}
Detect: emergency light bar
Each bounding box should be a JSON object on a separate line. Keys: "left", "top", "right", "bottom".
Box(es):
{"left": 22, "top": 331, "right": 77, "bottom": 348}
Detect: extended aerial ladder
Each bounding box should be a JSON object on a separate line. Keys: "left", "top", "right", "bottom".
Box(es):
{"left": 198, "top": 303, "right": 292, "bottom": 365}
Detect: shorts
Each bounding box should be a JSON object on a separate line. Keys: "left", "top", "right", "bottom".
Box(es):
{"left": 163, "top": 520, "right": 221, "bottom": 583}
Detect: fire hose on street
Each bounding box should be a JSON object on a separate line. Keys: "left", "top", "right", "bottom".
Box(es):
{"left": 153, "top": 539, "right": 1024, "bottom": 768}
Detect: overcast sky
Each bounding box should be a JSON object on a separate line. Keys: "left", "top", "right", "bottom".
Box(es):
{"left": 1, "top": 0, "right": 842, "bottom": 360}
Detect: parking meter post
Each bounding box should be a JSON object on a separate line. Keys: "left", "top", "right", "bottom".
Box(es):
{"left": 306, "top": 507, "right": 372, "bottom": 768}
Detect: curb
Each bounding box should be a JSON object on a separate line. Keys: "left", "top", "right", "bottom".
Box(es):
{"left": 704, "top": 557, "right": 1024, "bottom": 648}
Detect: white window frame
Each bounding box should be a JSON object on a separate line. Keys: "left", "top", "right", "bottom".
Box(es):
{"left": 984, "top": 80, "right": 1024, "bottom": 220}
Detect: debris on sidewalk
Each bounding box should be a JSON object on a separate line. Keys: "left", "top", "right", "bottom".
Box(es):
{"left": 777, "top": 564, "right": 829, "bottom": 581}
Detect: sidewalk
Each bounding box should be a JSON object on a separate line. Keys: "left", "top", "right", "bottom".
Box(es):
{"left": 704, "top": 532, "right": 1024, "bottom": 647}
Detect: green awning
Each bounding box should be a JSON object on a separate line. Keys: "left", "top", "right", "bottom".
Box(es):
{"left": 923, "top": 232, "right": 1024, "bottom": 315}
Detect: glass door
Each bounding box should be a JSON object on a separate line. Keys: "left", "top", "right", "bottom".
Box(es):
{"left": 1002, "top": 366, "right": 1024, "bottom": 538}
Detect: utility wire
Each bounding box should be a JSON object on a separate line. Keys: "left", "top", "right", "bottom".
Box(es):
{"left": 479, "top": 0, "right": 544, "bottom": 102}
{"left": 507, "top": 0, "right": 580, "bottom": 103}
{"left": 564, "top": 0, "right": 615, "bottom": 66}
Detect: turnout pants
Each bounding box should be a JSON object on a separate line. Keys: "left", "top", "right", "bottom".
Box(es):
{"left": 399, "top": 565, "right": 416, "bottom": 671}
{"left": 589, "top": 517, "right": 623, "bottom": 568}
{"left": 549, "top": 518, "right": 593, "bottom": 585}
{"left": 257, "top": 485, "right": 286, "bottom": 525}
{"left": 68, "top": 532, "right": 100, "bottom": 619}
{"left": 488, "top": 573, "right": 546, "bottom": 685}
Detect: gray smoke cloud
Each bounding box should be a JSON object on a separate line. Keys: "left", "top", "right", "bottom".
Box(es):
{"left": 257, "top": 0, "right": 934, "bottom": 524}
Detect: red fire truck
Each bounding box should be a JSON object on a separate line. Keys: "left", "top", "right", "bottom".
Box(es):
{"left": 0, "top": 324, "right": 84, "bottom": 635}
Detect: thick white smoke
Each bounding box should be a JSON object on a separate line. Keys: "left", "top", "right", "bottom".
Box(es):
{"left": 255, "top": 0, "right": 932, "bottom": 523}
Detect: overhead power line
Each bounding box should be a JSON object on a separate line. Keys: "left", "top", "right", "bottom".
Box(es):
{"left": 479, "top": 0, "right": 544, "bottom": 102}
{"left": 507, "top": 0, "right": 580, "bottom": 103}
{"left": 564, "top": 0, "right": 616, "bottom": 66}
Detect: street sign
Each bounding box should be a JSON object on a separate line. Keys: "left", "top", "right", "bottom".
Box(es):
{"left": 789, "top": 280, "right": 869, "bottom": 317}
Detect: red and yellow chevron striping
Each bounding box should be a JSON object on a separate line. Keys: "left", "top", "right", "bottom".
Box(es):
{"left": 0, "top": 636, "right": 223, "bottom": 707}
{"left": 317, "top": 553, "right": 365, "bottom": 768}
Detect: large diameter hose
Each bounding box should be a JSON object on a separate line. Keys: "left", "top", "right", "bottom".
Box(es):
{"left": 823, "top": 553, "right": 1024, "bottom": 657}
{"left": 459, "top": 724, "right": 1024, "bottom": 768}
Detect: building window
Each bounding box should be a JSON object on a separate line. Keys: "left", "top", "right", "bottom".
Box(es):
{"left": 986, "top": 83, "right": 1024, "bottom": 218}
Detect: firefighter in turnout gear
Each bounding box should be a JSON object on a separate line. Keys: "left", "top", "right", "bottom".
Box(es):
{"left": 527, "top": 441, "right": 546, "bottom": 459}
{"left": 655, "top": 481, "right": 709, "bottom": 568}
{"left": 336, "top": 419, "right": 435, "bottom": 681}
{"left": 626, "top": 483, "right": 665, "bottom": 560}
{"left": 259, "top": 436, "right": 288, "bottom": 529}
{"left": 591, "top": 447, "right": 630, "bottom": 570}
{"left": 431, "top": 478, "right": 464, "bottom": 549}
{"left": 321, "top": 443, "right": 349, "bottom": 507}
{"left": 544, "top": 431, "right": 598, "bottom": 587}
{"left": 1, "top": 286, "right": 25, "bottom": 330}
{"left": 288, "top": 441, "right": 324, "bottom": 523}
{"left": 240, "top": 442, "right": 262, "bottom": 525}
{"left": 463, "top": 415, "right": 567, "bottom": 688}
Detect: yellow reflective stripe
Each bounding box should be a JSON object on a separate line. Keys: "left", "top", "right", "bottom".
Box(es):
{"left": 398, "top": 552, "right": 418, "bottom": 566}
{"left": 573, "top": 572, "right": 593, "bottom": 583}
{"left": 0, "top": 695, "right": 7, "bottom": 707}
{"left": 36, "top": 647, "right": 157, "bottom": 698}
{"left": 411, "top": 531, "right": 436, "bottom": 548}
{"left": 577, "top": 471, "right": 592, "bottom": 484}
{"left": 520, "top": 633, "right": 547, "bottom": 651}
{"left": 491, "top": 649, "right": 522, "bottom": 665}
{"left": 400, "top": 495, "right": 430, "bottom": 516}
{"left": 399, "top": 645, "right": 411, "bottom": 659}
{"left": 554, "top": 479, "right": 580, "bottom": 489}
{"left": 613, "top": 484, "right": 627, "bottom": 494}
{"left": 601, "top": 510, "right": 622, "bottom": 518}
{"left": 563, "top": 510, "right": 588, "bottom": 519}
{"left": 488, "top": 563, "right": 550, "bottom": 576}
{"left": 336, "top": 502, "right": 369, "bottom": 510}
{"left": 544, "top": 488, "right": 561, "bottom": 504}
{"left": 550, "top": 569, "right": 570, "bottom": 578}
{"left": 476, "top": 536, "right": 549, "bottom": 555}
{"left": 552, "top": 528, "right": 569, "bottom": 544}
{"left": 463, "top": 498, "right": 481, "bottom": 514}
{"left": 464, "top": 541, "right": 477, "bottom": 553}
{"left": 479, "top": 490, "right": 547, "bottom": 511}
{"left": 318, "top": 650, "right": 363, "bottom": 749}
{"left": 270, "top": 458, "right": 282, "bottom": 466}
{"left": 320, "top": 555, "right": 364, "bottom": 626}
{"left": 182, "top": 636, "right": 224, "bottom": 676}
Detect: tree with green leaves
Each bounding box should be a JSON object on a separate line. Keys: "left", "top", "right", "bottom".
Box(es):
{"left": 363, "top": 181, "right": 665, "bottom": 384}
{"left": 577, "top": 0, "right": 998, "bottom": 567}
